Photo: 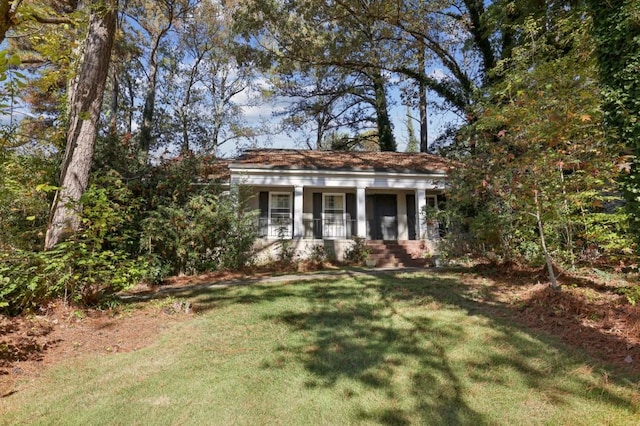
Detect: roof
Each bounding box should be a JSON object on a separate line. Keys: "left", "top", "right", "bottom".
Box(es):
{"left": 202, "top": 158, "right": 231, "bottom": 181}
{"left": 229, "top": 149, "right": 454, "bottom": 174}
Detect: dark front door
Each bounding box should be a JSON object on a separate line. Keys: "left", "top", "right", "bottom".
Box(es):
{"left": 371, "top": 194, "right": 397, "bottom": 240}
{"left": 406, "top": 194, "right": 416, "bottom": 240}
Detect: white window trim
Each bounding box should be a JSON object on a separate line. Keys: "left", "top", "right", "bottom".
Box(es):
{"left": 268, "top": 191, "right": 293, "bottom": 238}
{"left": 322, "top": 193, "right": 346, "bottom": 239}
{"left": 322, "top": 193, "right": 345, "bottom": 212}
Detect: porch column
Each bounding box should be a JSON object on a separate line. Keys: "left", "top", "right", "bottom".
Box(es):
{"left": 415, "top": 188, "right": 426, "bottom": 239}
{"left": 293, "top": 186, "right": 304, "bottom": 238}
{"left": 356, "top": 187, "right": 366, "bottom": 238}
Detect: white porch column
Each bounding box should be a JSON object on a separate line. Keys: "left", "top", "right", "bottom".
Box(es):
{"left": 356, "top": 187, "right": 366, "bottom": 238}
{"left": 293, "top": 186, "right": 304, "bottom": 238}
{"left": 415, "top": 188, "right": 426, "bottom": 239}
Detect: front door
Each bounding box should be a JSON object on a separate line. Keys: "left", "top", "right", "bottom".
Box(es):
{"left": 371, "top": 194, "right": 397, "bottom": 240}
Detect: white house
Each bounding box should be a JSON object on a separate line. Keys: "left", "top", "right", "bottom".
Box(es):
{"left": 215, "top": 149, "right": 453, "bottom": 264}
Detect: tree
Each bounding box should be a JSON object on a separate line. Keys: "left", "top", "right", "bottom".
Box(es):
{"left": 587, "top": 0, "right": 640, "bottom": 249}
{"left": 45, "top": 0, "right": 117, "bottom": 249}
{"left": 448, "top": 8, "right": 633, "bottom": 270}
{"left": 234, "top": 0, "right": 399, "bottom": 150}
{"left": 235, "top": 0, "right": 582, "bottom": 148}
{"left": 0, "top": 0, "right": 17, "bottom": 44}
{"left": 120, "top": 0, "right": 192, "bottom": 158}
{"left": 192, "top": 1, "right": 259, "bottom": 155}
{"left": 405, "top": 106, "right": 419, "bottom": 153}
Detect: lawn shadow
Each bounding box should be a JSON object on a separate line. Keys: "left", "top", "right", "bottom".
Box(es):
{"left": 119, "top": 268, "right": 640, "bottom": 423}
{"left": 378, "top": 272, "right": 640, "bottom": 412}
{"left": 261, "top": 271, "right": 639, "bottom": 423}
{"left": 261, "top": 274, "right": 488, "bottom": 424}
{"left": 462, "top": 264, "right": 640, "bottom": 374}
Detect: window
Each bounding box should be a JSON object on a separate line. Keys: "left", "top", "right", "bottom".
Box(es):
{"left": 324, "top": 194, "right": 344, "bottom": 224}
{"left": 323, "top": 193, "right": 345, "bottom": 238}
{"left": 269, "top": 192, "right": 292, "bottom": 237}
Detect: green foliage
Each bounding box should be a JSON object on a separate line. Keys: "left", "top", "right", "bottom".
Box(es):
{"left": 344, "top": 236, "right": 371, "bottom": 265}
{"left": 81, "top": 171, "right": 144, "bottom": 253}
{"left": 0, "top": 151, "right": 56, "bottom": 251}
{"left": 136, "top": 154, "right": 214, "bottom": 208}
{"left": 275, "top": 228, "right": 296, "bottom": 267}
{"left": 0, "top": 152, "right": 262, "bottom": 313}
{"left": 0, "top": 179, "right": 149, "bottom": 314}
{"left": 0, "top": 246, "right": 148, "bottom": 315}
{"left": 141, "top": 191, "right": 258, "bottom": 278}
{"left": 588, "top": 0, "right": 640, "bottom": 250}
{"left": 0, "top": 50, "right": 27, "bottom": 121}
{"left": 618, "top": 285, "right": 640, "bottom": 306}
{"left": 405, "top": 106, "right": 419, "bottom": 153}
{"left": 307, "top": 243, "right": 327, "bottom": 266}
{"left": 448, "top": 9, "right": 634, "bottom": 266}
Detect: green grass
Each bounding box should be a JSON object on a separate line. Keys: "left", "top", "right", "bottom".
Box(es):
{"left": 2, "top": 271, "right": 639, "bottom": 425}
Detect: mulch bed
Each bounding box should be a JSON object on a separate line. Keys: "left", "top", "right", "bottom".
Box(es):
{"left": 468, "top": 264, "right": 640, "bottom": 374}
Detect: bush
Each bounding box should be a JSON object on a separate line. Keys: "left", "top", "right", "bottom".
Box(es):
{"left": 141, "top": 191, "right": 258, "bottom": 278}
{"left": 344, "top": 237, "right": 371, "bottom": 265}
{"left": 0, "top": 175, "right": 149, "bottom": 315}
{"left": 0, "top": 243, "right": 148, "bottom": 315}
{"left": 0, "top": 152, "right": 55, "bottom": 251}
{"left": 308, "top": 244, "right": 327, "bottom": 266}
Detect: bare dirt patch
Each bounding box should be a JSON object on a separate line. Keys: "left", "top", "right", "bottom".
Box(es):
{"left": 0, "top": 301, "right": 191, "bottom": 397}
{"left": 0, "top": 269, "right": 278, "bottom": 397}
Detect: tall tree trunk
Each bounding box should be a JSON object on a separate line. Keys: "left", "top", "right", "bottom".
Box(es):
{"left": 45, "top": 0, "right": 117, "bottom": 249}
{"left": 315, "top": 112, "right": 324, "bottom": 150}
{"left": 125, "top": 74, "right": 134, "bottom": 134}
{"left": 418, "top": 46, "right": 428, "bottom": 153}
{"left": 109, "top": 67, "right": 119, "bottom": 137}
{"left": 533, "top": 189, "right": 558, "bottom": 289}
{"left": 138, "top": 18, "right": 173, "bottom": 158}
{"left": 0, "top": 0, "right": 18, "bottom": 45}
{"left": 371, "top": 69, "right": 396, "bottom": 152}
{"left": 139, "top": 55, "right": 158, "bottom": 156}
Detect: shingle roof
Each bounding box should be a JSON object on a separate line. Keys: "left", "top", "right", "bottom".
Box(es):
{"left": 229, "top": 149, "right": 453, "bottom": 174}
{"left": 202, "top": 158, "right": 232, "bottom": 181}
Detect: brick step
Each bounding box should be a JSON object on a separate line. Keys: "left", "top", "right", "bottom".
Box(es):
{"left": 365, "top": 240, "right": 428, "bottom": 268}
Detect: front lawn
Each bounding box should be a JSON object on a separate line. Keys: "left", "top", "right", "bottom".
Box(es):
{"left": 2, "top": 271, "right": 639, "bottom": 425}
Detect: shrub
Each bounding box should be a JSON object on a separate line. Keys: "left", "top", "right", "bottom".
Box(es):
{"left": 308, "top": 244, "right": 327, "bottom": 266}
{"left": 0, "top": 175, "right": 149, "bottom": 315}
{"left": 344, "top": 237, "right": 371, "bottom": 265}
{"left": 141, "top": 191, "right": 258, "bottom": 278}
{"left": 0, "top": 241, "right": 148, "bottom": 315}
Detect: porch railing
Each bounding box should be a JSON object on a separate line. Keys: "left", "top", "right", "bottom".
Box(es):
{"left": 256, "top": 217, "right": 292, "bottom": 238}
{"left": 255, "top": 217, "right": 356, "bottom": 239}
{"left": 255, "top": 217, "right": 445, "bottom": 240}
{"left": 302, "top": 218, "right": 356, "bottom": 239}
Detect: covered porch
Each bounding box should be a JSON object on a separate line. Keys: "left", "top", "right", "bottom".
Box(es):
{"left": 246, "top": 186, "right": 444, "bottom": 242}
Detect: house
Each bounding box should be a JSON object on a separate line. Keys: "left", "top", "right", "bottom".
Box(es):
{"left": 217, "top": 149, "right": 453, "bottom": 265}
